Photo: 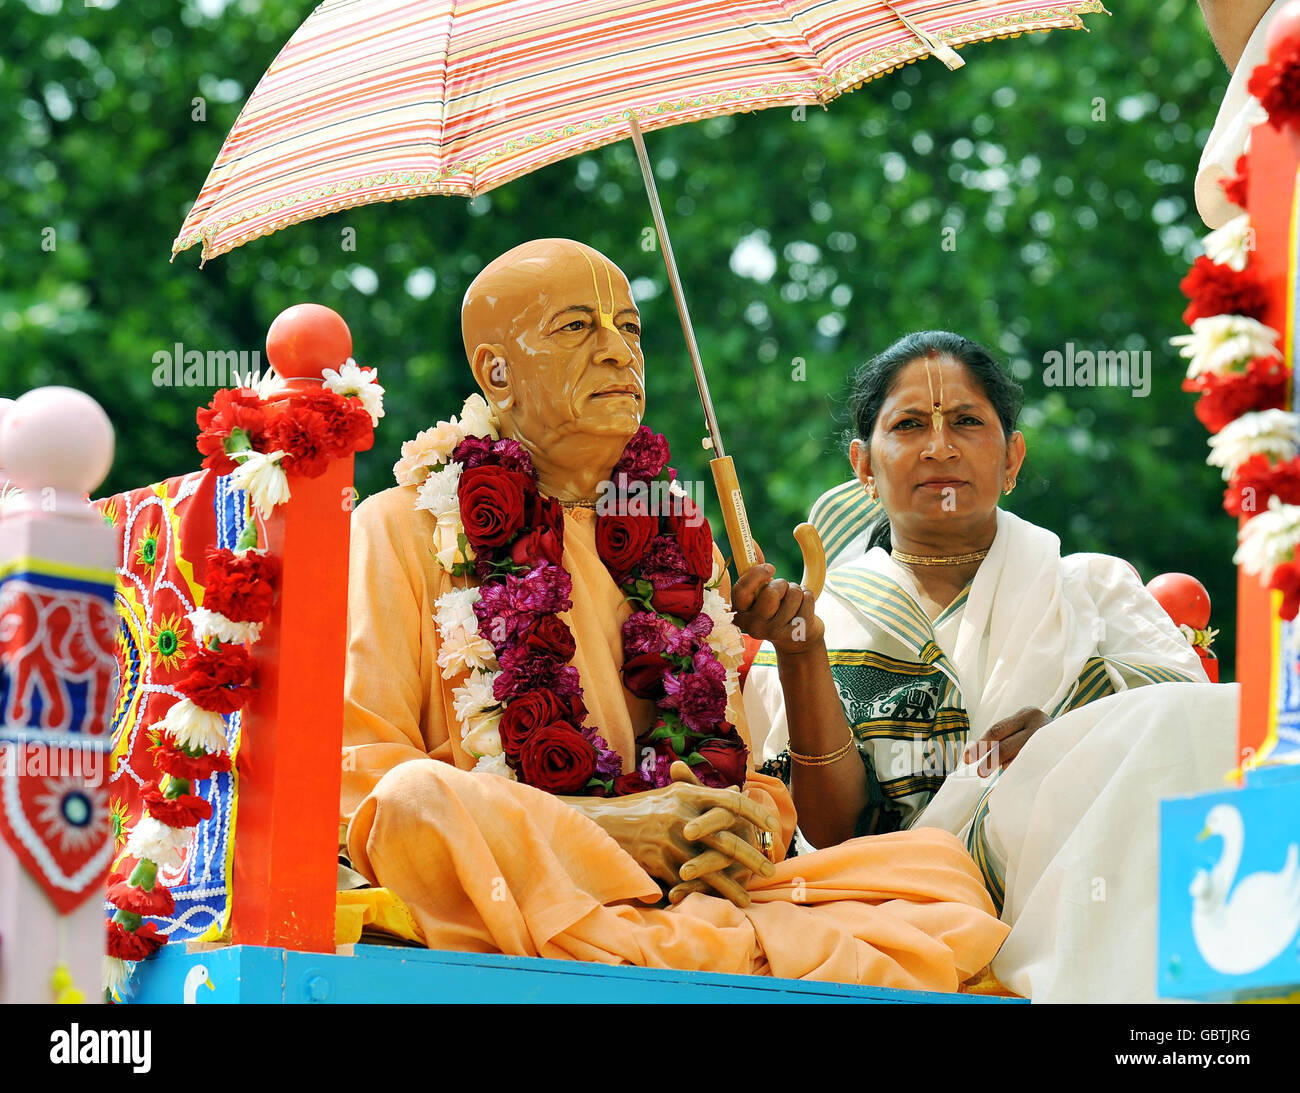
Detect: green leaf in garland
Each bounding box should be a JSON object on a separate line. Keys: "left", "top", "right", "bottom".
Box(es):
{"left": 234, "top": 520, "right": 260, "bottom": 552}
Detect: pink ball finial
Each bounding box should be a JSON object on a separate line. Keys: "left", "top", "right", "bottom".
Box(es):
{"left": 0, "top": 387, "right": 115, "bottom": 511}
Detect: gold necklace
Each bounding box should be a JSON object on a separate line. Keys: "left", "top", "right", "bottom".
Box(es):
{"left": 539, "top": 488, "right": 601, "bottom": 510}
{"left": 891, "top": 548, "right": 990, "bottom": 566}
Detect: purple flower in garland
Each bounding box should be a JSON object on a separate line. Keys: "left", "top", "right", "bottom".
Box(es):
{"left": 661, "top": 650, "right": 729, "bottom": 732}
{"left": 475, "top": 565, "right": 574, "bottom": 642}
{"left": 663, "top": 613, "right": 713, "bottom": 657}
{"left": 639, "top": 535, "right": 690, "bottom": 589}
{"left": 612, "top": 426, "right": 670, "bottom": 482}
{"left": 493, "top": 647, "right": 582, "bottom": 702}
{"left": 452, "top": 434, "right": 493, "bottom": 469}
{"left": 490, "top": 437, "right": 535, "bottom": 477}
{"left": 638, "top": 736, "right": 679, "bottom": 788}
{"left": 622, "top": 611, "right": 679, "bottom": 656}
{"left": 584, "top": 729, "right": 624, "bottom": 779}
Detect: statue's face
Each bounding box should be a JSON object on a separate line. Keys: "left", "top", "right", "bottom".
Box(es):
{"left": 501, "top": 253, "right": 645, "bottom": 447}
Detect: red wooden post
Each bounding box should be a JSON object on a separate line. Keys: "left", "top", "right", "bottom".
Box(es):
{"left": 228, "top": 307, "right": 355, "bottom": 953}
{"left": 1236, "top": 123, "right": 1300, "bottom": 768}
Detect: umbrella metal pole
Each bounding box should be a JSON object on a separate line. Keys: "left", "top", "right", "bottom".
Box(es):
{"left": 624, "top": 111, "right": 760, "bottom": 575}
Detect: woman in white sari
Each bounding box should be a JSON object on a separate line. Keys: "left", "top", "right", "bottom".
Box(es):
{"left": 737, "top": 331, "right": 1238, "bottom": 1002}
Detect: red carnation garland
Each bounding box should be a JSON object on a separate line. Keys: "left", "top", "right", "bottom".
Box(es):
{"left": 1247, "top": 36, "right": 1300, "bottom": 132}
{"left": 106, "top": 370, "right": 379, "bottom": 999}
{"left": 1179, "top": 256, "right": 1269, "bottom": 326}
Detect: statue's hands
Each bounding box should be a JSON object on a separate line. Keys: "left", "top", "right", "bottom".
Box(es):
{"left": 570, "top": 762, "right": 780, "bottom": 907}
{"left": 964, "top": 706, "right": 1050, "bottom": 776}
{"left": 731, "top": 559, "right": 824, "bottom": 655}
{"left": 665, "top": 761, "right": 777, "bottom": 908}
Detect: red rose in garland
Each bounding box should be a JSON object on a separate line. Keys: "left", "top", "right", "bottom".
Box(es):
{"left": 459, "top": 465, "right": 531, "bottom": 549}
{"left": 517, "top": 614, "right": 578, "bottom": 659}
{"left": 497, "top": 690, "right": 588, "bottom": 762}
{"left": 1179, "top": 256, "right": 1269, "bottom": 326}
{"left": 693, "top": 732, "right": 750, "bottom": 789}
{"left": 203, "top": 547, "right": 282, "bottom": 622}
{"left": 666, "top": 504, "right": 716, "bottom": 580}
{"left": 596, "top": 512, "right": 659, "bottom": 582}
{"left": 175, "top": 644, "right": 256, "bottom": 714}
{"left": 518, "top": 722, "right": 599, "bottom": 793}
{"left": 650, "top": 577, "right": 705, "bottom": 620}
{"left": 622, "top": 651, "right": 671, "bottom": 700}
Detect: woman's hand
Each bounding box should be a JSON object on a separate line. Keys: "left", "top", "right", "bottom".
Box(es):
{"left": 964, "top": 706, "right": 1050, "bottom": 776}
{"left": 565, "top": 762, "right": 780, "bottom": 907}
{"left": 732, "top": 561, "right": 824, "bottom": 656}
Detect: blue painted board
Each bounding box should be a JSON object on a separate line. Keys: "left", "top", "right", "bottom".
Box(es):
{"left": 127, "top": 944, "right": 1024, "bottom": 1004}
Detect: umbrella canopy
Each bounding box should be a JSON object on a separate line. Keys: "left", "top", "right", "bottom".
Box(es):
{"left": 173, "top": 0, "right": 1107, "bottom": 263}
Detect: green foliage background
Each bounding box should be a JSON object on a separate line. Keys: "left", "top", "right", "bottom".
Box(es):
{"left": 1, "top": 0, "right": 1238, "bottom": 671}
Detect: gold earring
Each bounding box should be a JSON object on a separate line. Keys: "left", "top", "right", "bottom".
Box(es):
{"left": 866, "top": 478, "right": 878, "bottom": 500}
{"left": 1003, "top": 478, "right": 1016, "bottom": 495}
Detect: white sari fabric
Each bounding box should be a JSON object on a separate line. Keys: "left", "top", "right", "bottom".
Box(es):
{"left": 744, "top": 509, "right": 1238, "bottom": 1001}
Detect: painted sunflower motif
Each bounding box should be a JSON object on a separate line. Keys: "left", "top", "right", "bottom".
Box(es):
{"left": 149, "top": 612, "right": 188, "bottom": 673}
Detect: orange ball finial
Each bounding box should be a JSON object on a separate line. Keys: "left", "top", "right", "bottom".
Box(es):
{"left": 265, "top": 304, "right": 352, "bottom": 380}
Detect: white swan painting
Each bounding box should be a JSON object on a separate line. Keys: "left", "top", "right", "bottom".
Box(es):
{"left": 183, "top": 963, "right": 215, "bottom": 1004}
{"left": 1189, "top": 803, "right": 1300, "bottom": 976}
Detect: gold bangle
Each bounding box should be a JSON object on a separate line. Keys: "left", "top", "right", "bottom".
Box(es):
{"left": 789, "top": 736, "right": 855, "bottom": 767}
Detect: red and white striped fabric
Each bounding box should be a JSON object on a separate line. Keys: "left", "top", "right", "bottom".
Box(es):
{"left": 174, "top": 0, "right": 1106, "bottom": 262}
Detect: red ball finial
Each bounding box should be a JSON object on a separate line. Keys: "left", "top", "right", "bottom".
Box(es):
{"left": 1146, "top": 573, "right": 1212, "bottom": 630}
{"left": 265, "top": 304, "right": 352, "bottom": 380}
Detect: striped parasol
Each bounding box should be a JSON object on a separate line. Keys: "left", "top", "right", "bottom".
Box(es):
{"left": 173, "top": 0, "right": 1107, "bottom": 263}
{"left": 173, "top": 0, "right": 1107, "bottom": 587}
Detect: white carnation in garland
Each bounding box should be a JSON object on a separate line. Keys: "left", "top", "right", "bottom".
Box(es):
{"left": 434, "top": 586, "right": 482, "bottom": 633}
{"left": 414, "top": 462, "right": 464, "bottom": 518}
{"left": 1171, "top": 315, "right": 1281, "bottom": 380}
{"left": 458, "top": 393, "right": 500, "bottom": 440}
{"left": 323, "top": 358, "right": 386, "bottom": 426}
{"left": 394, "top": 421, "right": 466, "bottom": 486}
{"left": 229, "top": 449, "right": 291, "bottom": 518}
{"left": 452, "top": 669, "right": 501, "bottom": 726}
{"left": 125, "top": 816, "right": 193, "bottom": 869}
{"left": 189, "top": 607, "right": 263, "bottom": 645}
{"left": 700, "top": 587, "right": 746, "bottom": 696}
{"left": 437, "top": 628, "right": 497, "bottom": 678}
{"left": 159, "top": 698, "right": 229, "bottom": 754}
{"left": 1234, "top": 495, "right": 1300, "bottom": 578}
{"left": 102, "top": 957, "right": 131, "bottom": 998}
{"left": 472, "top": 752, "right": 516, "bottom": 780}
{"left": 1206, "top": 410, "right": 1300, "bottom": 480}
{"left": 1202, "top": 212, "right": 1253, "bottom": 272}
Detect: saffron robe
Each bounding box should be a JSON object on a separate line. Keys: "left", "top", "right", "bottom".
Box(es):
{"left": 341, "top": 484, "right": 1008, "bottom": 989}
{"left": 745, "top": 508, "right": 1239, "bottom": 1001}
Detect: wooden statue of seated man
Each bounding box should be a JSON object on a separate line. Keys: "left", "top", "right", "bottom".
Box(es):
{"left": 338, "top": 237, "right": 1008, "bottom": 988}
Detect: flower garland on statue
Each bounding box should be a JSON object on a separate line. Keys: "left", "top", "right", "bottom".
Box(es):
{"left": 396, "top": 395, "right": 748, "bottom": 797}
{"left": 1172, "top": 35, "right": 1300, "bottom": 622}
{"left": 102, "top": 360, "right": 384, "bottom": 1000}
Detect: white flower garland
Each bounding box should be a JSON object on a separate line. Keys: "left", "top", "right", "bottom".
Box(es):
{"left": 1170, "top": 314, "right": 1281, "bottom": 381}
{"left": 1206, "top": 409, "right": 1300, "bottom": 480}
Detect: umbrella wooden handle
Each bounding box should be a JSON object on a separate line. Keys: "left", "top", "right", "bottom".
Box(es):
{"left": 710, "top": 456, "right": 826, "bottom": 601}
{"left": 711, "top": 455, "right": 758, "bottom": 576}
{"left": 794, "top": 522, "right": 826, "bottom": 601}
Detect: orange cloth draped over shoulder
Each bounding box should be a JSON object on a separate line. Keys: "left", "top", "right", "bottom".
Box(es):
{"left": 342, "top": 485, "right": 1008, "bottom": 989}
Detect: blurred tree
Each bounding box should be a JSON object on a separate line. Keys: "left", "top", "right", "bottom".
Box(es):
{"left": 0, "top": 0, "right": 1238, "bottom": 670}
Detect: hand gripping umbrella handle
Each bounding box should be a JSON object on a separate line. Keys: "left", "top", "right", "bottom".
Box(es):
{"left": 711, "top": 456, "right": 826, "bottom": 599}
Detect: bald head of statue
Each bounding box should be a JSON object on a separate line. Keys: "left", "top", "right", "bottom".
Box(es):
{"left": 462, "top": 239, "right": 646, "bottom": 501}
